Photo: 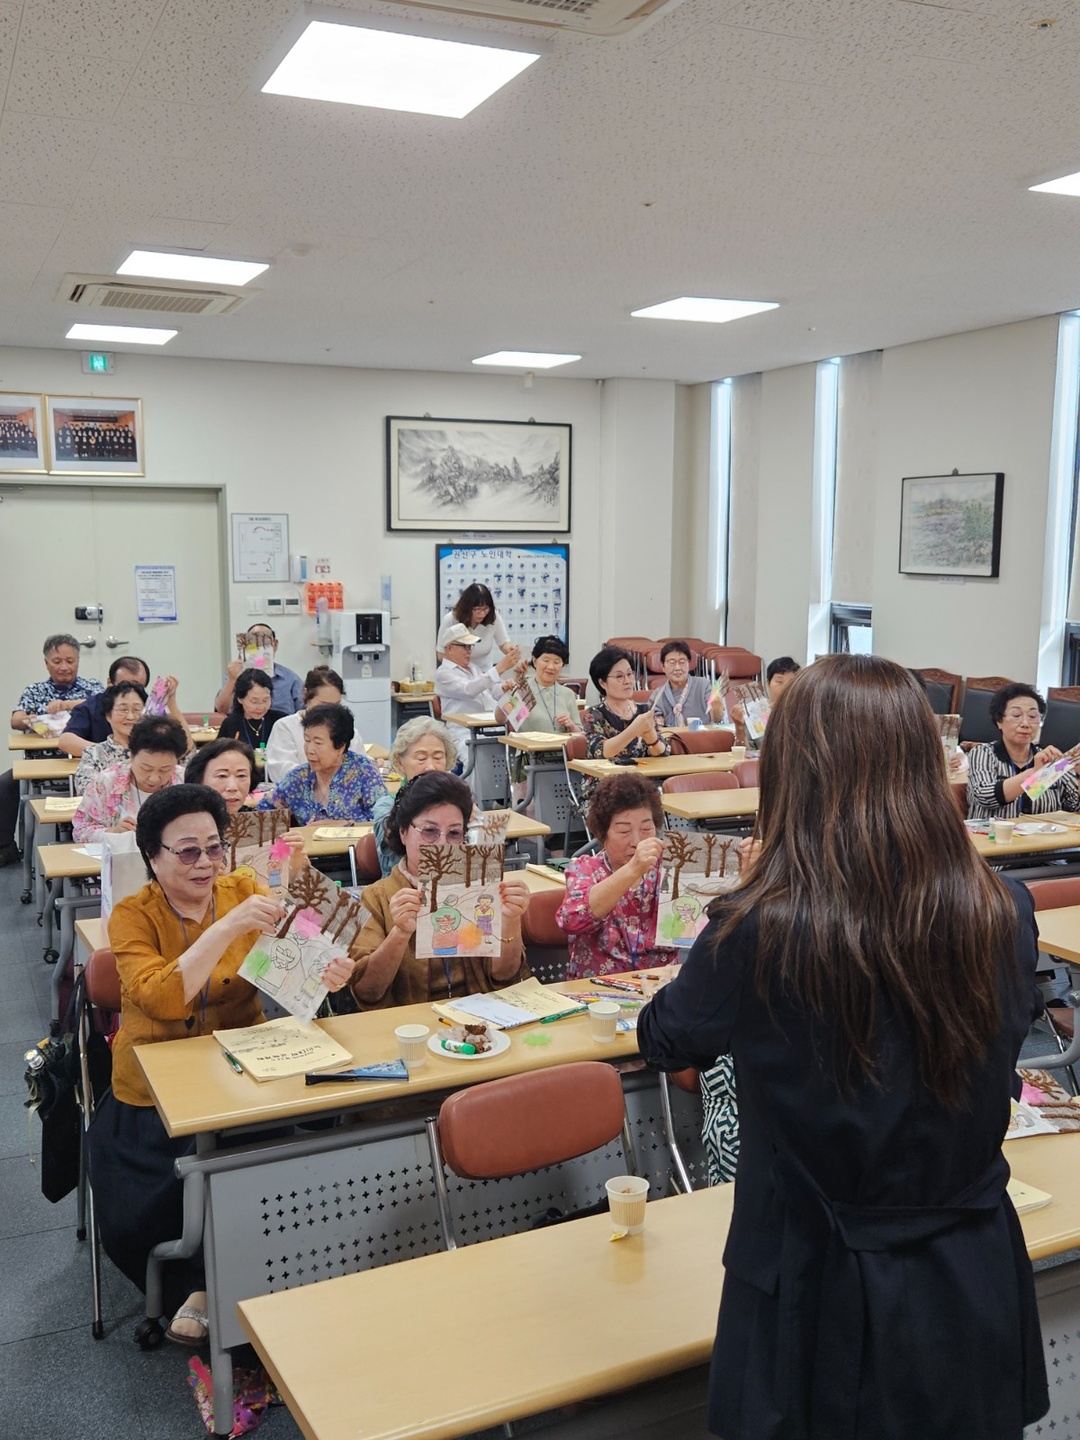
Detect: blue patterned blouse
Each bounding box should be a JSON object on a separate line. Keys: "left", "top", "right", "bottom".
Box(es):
{"left": 259, "top": 749, "right": 387, "bottom": 824}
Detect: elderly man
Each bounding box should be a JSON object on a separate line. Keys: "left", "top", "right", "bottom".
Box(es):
{"left": 434, "top": 622, "right": 520, "bottom": 765}
{"left": 213, "top": 624, "right": 302, "bottom": 716}
{"left": 58, "top": 654, "right": 151, "bottom": 758}
{"left": 1, "top": 633, "right": 105, "bottom": 866}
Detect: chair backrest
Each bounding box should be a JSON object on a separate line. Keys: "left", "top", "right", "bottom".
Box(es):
{"left": 1041, "top": 695, "right": 1080, "bottom": 751}
{"left": 662, "top": 772, "right": 739, "bottom": 794}
{"left": 669, "top": 729, "right": 734, "bottom": 755}
{"left": 430, "top": 694, "right": 442, "bottom": 720}
{"left": 1025, "top": 878, "right": 1080, "bottom": 911}
{"left": 959, "top": 675, "right": 1016, "bottom": 745}
{"left": 520, "top": 887, "right": 569, "bottom": 984}
{"left": 183, "top": 711, "right": 227, "bottom": 727}
{"left": 437, "top": 1062, "right": 627, "bottom": 1179}
{"left": 565, "top": 732, "right": 588, "bottom": 763}
{"left": 912, "top": 669, "right": 962, "bottom": 715}
{"left": 562, "top": 677, "right": 587, "bottom": 698}
{"left": 85, "top": 948, "right": 122, "bottom": 1012}
{"left": 351, "top": 833, "right": 381, "bottom": 882}
{"left": 732, "top": 759, "right": 759, "bottom": 788}
{"left": 669, "top": 1068, "right": 700, "bottom": 1095}
{"left": 699, "top": 647, "right": 763, "bottom": 681}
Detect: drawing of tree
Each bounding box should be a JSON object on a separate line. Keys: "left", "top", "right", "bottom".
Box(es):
{"left": 279, "top": 867, "right": 332, "bottom": 936}
{"left": 664, "top": 832, "right": 699, "bottom": 900}
{"left": 325, "top": 889, "right": 366, "bottom": 946}
{"left": 418, "top": 846, "right": 461, "bottom": 913}
{"left": 470, "top": 842, "right": 504, "bottom": 886}
{"left": 699, "top": 834, "right": 738, "bottom": 885}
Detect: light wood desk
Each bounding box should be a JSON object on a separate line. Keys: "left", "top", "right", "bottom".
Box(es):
{"left": 13, "top": 757, "right": 79, "bottom": 783}
{"left": 75, "top": 916, "right": 106, "bottom": 954}
{"left": 499, "top": 731, "right": 572, "bottom": 753}
{"left": 1034, "top": 904, "right": 1080, "bottom": 965}
{"left": 363, "top": 742, "right": 389, "bottom": 762}
{"left": 442, "top": 711, "right": 500, "bottom": 729}
{"left": 662, "top": 788, "right": 760, "bottom": 822}
{"left": 570, "top": 754, "right": 736, "bottom": 783}
{"left": 8, "top": 731, "right": 63, "bottom": 752}
{"left": 39, "top": 843, "right": 102, "bottom": 1018}
{"left": 970, "top": 826, "right": 1080, "bottom": 860}
{"left": 523, "top": 864, "right": 568, "bottom": 893}
{"left": 29, "top": 796, "right": 79, "bottom": 824}
{"left": 188, "top": 726, "right": 219, "bottom": 746}
{"left": 238, "top": 1185, "right": 729, "bottom": 1440}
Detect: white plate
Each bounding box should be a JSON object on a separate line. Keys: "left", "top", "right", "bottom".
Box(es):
{"left": 1014, "top": 823, "right": 1068, "bottom": 835}
{"left": 428, "top": 1029, "right": 511, "bottom": 1061}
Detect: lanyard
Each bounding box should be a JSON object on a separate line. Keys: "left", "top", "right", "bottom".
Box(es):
{"left": 534, "top": 682, "right": 560, "bottom": 730}
{"left": 241, "top": 715, "right": 266, "bottom": 748}
{"left": 166, "top": 893, "right": 217, "bottom": 1034}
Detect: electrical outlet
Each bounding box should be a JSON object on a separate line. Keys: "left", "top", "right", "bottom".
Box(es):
{"left": 246, "top": 597, "right": 263, "bottom": 616}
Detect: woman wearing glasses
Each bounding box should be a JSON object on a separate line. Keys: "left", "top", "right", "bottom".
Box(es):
{"left": 967, "top": 682, "right": 1080, "bottom": 819}
{"left": 581, "top": 646, "right": 669, "bottom": 789}
{"left": 87, "top": 784, "right": 353, "bottom": 1348}
{"left": 349, "top": 771, "right": 529, "bottom": 1009}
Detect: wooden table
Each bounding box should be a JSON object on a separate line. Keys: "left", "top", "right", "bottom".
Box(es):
{"left": 39, "top": 842, "right": 102, "bottom": 1018}
{"left": 523, "top": 864, "right": 568, "bottom": 893}
{"left": 75, "top": 916, "right": 106, "bottom": 954}
{"left": 442, "top": 712, "right": 511, "bottom": 808}
{"left": 14, "top": 756, "right": 81, "bottom": 905}
{"left": 499, "top": 731, "right": 572, "bottom": 753}
{"left": 1034, "top": 904, "right": 1080, "bottom": 965}
{"left": 7, "top": 731, "right": 63, "bottom": 752}
{"left": 28, "top": 795, "right": 80, "bottom": 915}
{"left": 236, "top": 1133, "right": 1080, "bottom": 1440}
{"left": 570, "top": 754, "right": 736, "bottom": 782}
{"left": 970, "top": 822, "right": 1080, "bottom": 861}
{"left": 239, "top": 1185, "right": 728, "bottom": 1440}
{"left": 662, "top": 787, "right": 760, "bottom": 822}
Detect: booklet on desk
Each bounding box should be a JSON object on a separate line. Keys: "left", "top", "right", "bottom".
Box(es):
{"left": 432, "top": 978, "right": 588, "bottom": 1029}
{"left": 213, "top": 1017, "right": 352, "bottom": 1081}
{"left": 1006, "top": 1178, "right": 1053, "bottom": 1214}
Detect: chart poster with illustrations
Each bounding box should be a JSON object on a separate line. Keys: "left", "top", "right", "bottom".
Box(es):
{"left": 656, "top": 833, "right": 742, "bottom": 947}
{"left": 437, "top": 543, "right": 569, "bottom": 650}
{"left": 231, "top": 513, "right": 289, "bottom": 582}
{"left": 415, "top": 841, "right": 505, "bottom": 961}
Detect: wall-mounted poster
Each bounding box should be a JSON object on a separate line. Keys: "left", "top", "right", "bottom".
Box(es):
{"left": 46, "top": 395, "right": 143, "bottom": 475}
{"left": 899, "top": 472, "right": 1004, "bottom": 578}
{"left": 0, "top": 392, "right": 47, "bottom": 473}
{"left": 387, "top": 416, "right": 571, "bottom": 532}
{"left": 437, "top": 543, "right": 569, "bottom": 650}
{"left": 231, "top": 513, "right": 290, "bottom": 582}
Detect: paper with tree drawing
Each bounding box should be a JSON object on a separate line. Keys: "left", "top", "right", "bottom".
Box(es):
{"left": 222, "top": 808, "right": 291, "bottom": 872}
{"left": 415, "top": 839, "right": 504, "bottom": 961}
{"left": 239, "top": 907, "right": 348, "bottom": 1022}
{"left": 656, "top": 832, "right": 741, "bottom": 947}
{"left": 212, "top": 1015, "right": 351, "bottom": 1080}
{"left": 735, "top": 681, "right": 770, "bottom": 741}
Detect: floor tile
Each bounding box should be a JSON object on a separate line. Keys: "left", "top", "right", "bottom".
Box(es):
{"left": 0, "top": 1152, "right": 77, "bottom": 1240}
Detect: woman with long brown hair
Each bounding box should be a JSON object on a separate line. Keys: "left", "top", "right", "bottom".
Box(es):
{"left": 639, "top": 653, "right": 1047, "bottom": 1440}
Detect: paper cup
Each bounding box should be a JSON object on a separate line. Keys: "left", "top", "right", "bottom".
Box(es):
{"left": 990, "top": 819, "right": 1015, "bottom": 845}
{"left": 605, "top": 1175, "right": 650, "bottom": 1234}
{"left": 395, "top": 1023, "right": 430, "bottom": 1069}
{"left": 731, "top": 745, "right": 747, "bottom": 763}
{"left": 688, "top": 717, "right": 703, "bottom": 731}
{"left": 588, "top": 1000, "right": 621, "bottom": 1044}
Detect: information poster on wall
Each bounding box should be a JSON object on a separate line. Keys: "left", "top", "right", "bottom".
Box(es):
{"left": 436, "top": 543, "right": 569, "bottom": 650}
{"left": 231, "top": 513, "right": 290, "bottom": 582}
{"left": 134, "top": 564, "right": 177, "bottom": 624}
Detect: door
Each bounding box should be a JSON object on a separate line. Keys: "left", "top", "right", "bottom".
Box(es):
{"left": 0, "top": 484, "right": 226, "bottom": 717}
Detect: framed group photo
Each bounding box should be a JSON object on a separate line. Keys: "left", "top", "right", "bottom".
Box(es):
{"left": 899, "top": 472, "right": 1004, "bottom": 579}
{"left": 387, "top": 416, "right": 571, "bottom": 533}
{"left": 46, "top": 395, "right": 144, "bottom": 476}
{"left": 0, "top": 392, "right": 47, "bottom": 474}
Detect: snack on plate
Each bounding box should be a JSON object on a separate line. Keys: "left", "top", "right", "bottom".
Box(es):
{"left": 450, "top": 1022, "right": 494, "bottom": 1054}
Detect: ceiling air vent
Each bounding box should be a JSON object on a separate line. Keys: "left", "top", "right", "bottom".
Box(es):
{"left": 57, "top": 274, "right": 253, "bottom": 316}
{"left": 380, "top": 0, "right": 687, "bottom": 36}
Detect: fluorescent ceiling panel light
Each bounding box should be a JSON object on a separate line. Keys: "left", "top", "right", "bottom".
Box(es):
{"left": 66, "top": 323, "right": 177, "bottom": 346}
{"left": 117, "top": 250, "right": 268, "bottom": 285}
{"left": 1030, "top": 171, "right": 1080, "bottom": 197}
{"left": 262, "top": 19, "right": 541, "bottom": 119}
{"left": 472, "top": 351, "right": 581, "bottom": 368}
{"left": 631, "top": 296, "right": 779, "bottom": 323}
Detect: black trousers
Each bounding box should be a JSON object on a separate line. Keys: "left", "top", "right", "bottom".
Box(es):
{"left": 0, "top": 769, "right": 18, "bottom": 847}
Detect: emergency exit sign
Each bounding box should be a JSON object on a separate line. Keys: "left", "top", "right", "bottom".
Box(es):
{"left": 81, "top": 351, "right": 114, "bottom": 375}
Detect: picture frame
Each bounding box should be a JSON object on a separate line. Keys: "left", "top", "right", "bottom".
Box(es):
{"left": 437, "top": 542, "right": 569, "bottom": 650}
{"left": 387, "top": 416, "right": 571, "bottom": 533}
{"left": 899, "top": 472, "right": 1004, "bottom": 578}
{"left": 46, "top": 395, "right": 143, "bottom": 476}
{"left": 0, "top": 392, "right": 47, "bottom": 473}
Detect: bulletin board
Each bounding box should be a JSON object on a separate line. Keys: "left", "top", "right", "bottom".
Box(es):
{"left": 436, "top": 543, "right": 569, "bottom": 650}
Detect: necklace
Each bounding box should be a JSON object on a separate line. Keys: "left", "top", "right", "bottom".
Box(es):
{"left": 241, "top": 714, "right": 267, "bottom": 748}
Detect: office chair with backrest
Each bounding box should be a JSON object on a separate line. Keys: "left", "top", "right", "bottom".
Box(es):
{"left": 912, "top": 669, "right": 963, "bottom": 715}
{"left": 1042, "top": 688, "right": 1080, "bottom": 751}
{"left": 669, "top": 730, "right": 734, "bottom": 756}
{"left": 732, "top": 759, "right": 759, "bottom": 789}
{"left": 520, "top": 887, "right": 569, "bottom": 985}
{"left": 661, "top": 773, "right": 739, "bottom": 795}
{"left": 1020, "top": 879, "right": 1080, "bottom": 1089}
{"left": 425, "top": 1061, "right": 637, "bottom": 1251}
{"left": 959, "top": 676, "right": 1016, "bottom": 745}
{"left": 561, "top": 733, "right": 591, "bottom": 851}
{"left": 658, "top": 1068, "right": 701, "bottom": 1195}
{"left": 348, "top": 832, "right": 381, "bottom": 886}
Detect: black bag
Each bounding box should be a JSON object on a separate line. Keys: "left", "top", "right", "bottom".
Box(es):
{"left": 24, "top": 973, "right": 111, "bottom": 1203}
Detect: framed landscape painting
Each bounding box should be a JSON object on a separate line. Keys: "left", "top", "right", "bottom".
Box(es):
{"left": 387, "top": 416, "right": 571, "bottom": 533}
{"left": 899, "top": 472, "right": 1004, "bottom": 578}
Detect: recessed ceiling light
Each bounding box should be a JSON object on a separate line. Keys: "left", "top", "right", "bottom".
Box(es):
{"left": 262, "top": 18, "right": 541, "bottom": 119}
{"left": 66, "top": 323, "right": 177, "bottom": 346}
{"left": 1030, "top": 170, "right": 1080, "bottom": 196}
{"left": 631, "top": 297, "right": 779, "bottom": 323}
{"left": 117, "top": 250, "right": 268, "bottom": 285}
{"left": 472, "top": 351, "right": 582, "bottom": 368}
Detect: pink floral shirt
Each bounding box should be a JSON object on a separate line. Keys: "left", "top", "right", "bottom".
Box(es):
{"left": 72, "top": 761, "right": 184, "bottom": 843}
{"left": 556, "top": 850, "right": 677, "bottom": 980}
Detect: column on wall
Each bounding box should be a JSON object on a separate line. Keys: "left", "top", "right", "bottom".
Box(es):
{"left": 832, "top": 350, "right": 882, "bottom": 610}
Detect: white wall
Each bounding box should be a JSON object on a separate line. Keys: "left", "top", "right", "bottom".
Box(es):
{"left": 670, "top": 382, "right": 716, "bottom": 643}
{"left": 0, "top": 347, "right": 638, "bottom": 689}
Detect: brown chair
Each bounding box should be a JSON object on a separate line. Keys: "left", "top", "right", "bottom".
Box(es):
{"left": 699, "top": 647, "right": 763, "bottom": 682}
{"left": 562, "top": 677, "right": 587, "bottom": 698}
{"left": 912, "top": 669, "right": 962, "bottom": 715}
{"left": 659, "top": 1068, "right": 701, "bottom": 1194}
{"left": 79, "top": 949, "right": 122, "bottom": 1339}
{"left": 604, "top": 638, "right": 657, "bottom": 686}
{"left": 183, "top": 711, "right": 227, "bottom": 728}
{"left": 431, "top": 694, "right": 442, "bottom": 720}
{"left": 561, "top": 733, "right": 592, "bottom": 847}
{"left": 348, "top": 832, "right": 382, "bottom": 885}
{"left": 732, "top": 759, "right": 759, "bottom": 789}
{"left": 662, "top": 773, "right": 739, "bottom": 795}
{"left": 521, "top": 887, "right": 569, "bottom": 985}
{"left": 959, "top": 675, "right": 1017, "bottom": 746}
{"left": 669, "top": 729, "right": 734, "bottom": 756}
{"left": 425, "top": 1062, "right": 637, "bottom": 1250}
{"left": 1026, "top": 878, "right": 1080, "bottom": 911}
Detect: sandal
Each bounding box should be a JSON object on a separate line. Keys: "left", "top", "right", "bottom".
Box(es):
{"left": 166, "top": 1304, "right": 210, "bottom": 1348}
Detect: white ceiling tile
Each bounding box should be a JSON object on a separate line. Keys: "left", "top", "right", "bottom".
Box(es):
{"left": 0, "top": 113, "right": 105, "bottom": 207}
{"left": 5, "top": 47, "right": 136, "bottom": 121}
{"left": 19, "top": 0, "right": 166, "bottom": 59}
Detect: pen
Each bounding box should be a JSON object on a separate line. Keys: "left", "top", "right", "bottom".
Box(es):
{"left": 222, "top": 1049, "right": 244, "bottom": 1076}
{"left": 590, "top": 978, "right": 643, "bottom": 995}
{"left": 540, "top": 1008, "right": 585, "bottom": 1025}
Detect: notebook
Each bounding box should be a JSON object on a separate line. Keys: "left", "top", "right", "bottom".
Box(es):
{"left": 1006, "top": 1178, "right": 1052, "bottom": 1214}
{"left": 212, "top": 1017, "right": 353, "bottom": 1081}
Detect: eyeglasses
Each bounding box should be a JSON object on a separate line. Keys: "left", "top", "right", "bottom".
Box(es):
{"left": 160, "top": 841, "right": 225, "bottom": 866}
{"left": 1004, "top": 709, "right": 1042, "bottom": 723}
{"left": 607, "top": 668, "right": 634, "bottom": 682}
{"left": 411, "top": 823, "right": 466, "bottom": 844}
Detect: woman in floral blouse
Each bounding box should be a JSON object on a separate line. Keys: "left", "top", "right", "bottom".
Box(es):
{"left": 581, "top": 647, "right": 669, "bottom": 793}
{"left": 259, "top": 702, "right": 386, "bottom": 824}
{"left": 72, "top": 717, "right": 187, "bottom": 842}
{"left": 556, "top": 772, "right": 677, "bottom": 979}
{"left": 74, "top": 681, "right": 147, "bottom": 795}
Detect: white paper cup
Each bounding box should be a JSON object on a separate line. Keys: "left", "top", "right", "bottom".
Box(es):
{"left": 990, "top": 819, "right": 1015, "bottom": 845}
{"left": 731, "top": 745, "right": 747, "bottom": 763}
{"left": 687, "top": 717, "right": 703, "bottom": 731}
{"left": 605, "top": 1175, "right": 650, "bottom": 1234}
{"left": 588, "top": 1000, "right": 621, "bottom": 1044}
{"left": 395, "top": 1023, "right": 430, "bottom": 1069}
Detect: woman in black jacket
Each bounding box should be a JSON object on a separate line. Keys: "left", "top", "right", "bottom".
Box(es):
{"left": 639, "top": 653, "right": 1047, "bottom": 1440}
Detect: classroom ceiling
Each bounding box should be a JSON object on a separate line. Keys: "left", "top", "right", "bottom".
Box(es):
{"left": 2, "top": 0, "right": 1080, "bottom": 382}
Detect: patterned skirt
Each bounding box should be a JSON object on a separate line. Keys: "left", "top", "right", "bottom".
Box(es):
{"left": 701, "top": 1054, "right": 739, "bottom": 1185}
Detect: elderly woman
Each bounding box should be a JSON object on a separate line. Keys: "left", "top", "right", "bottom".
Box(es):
{"left": 73, "top": 717, "right": 187, "bottom": 842}
{"left": 650, "top": 641, "right": 725, "bottom": 727}
{"left": 349, "top": 771, "right": 530, "bottom": 1008}
{"left": 372, "top": 716, "right": 455, "bottom": 876}
{"left": 264, "top": 666, "right": 365, "bottom": 783}
{"left": 968, "top": 682, "right": 1080, "bottom": 820}
{"left": 581, "top": 646, "right": 669, "bottom": 779}
{"left": 73, "top": 681, "right": 147, "bottom": 794}
{"left": 556, "top": 772, "right": 677, "bottom": 979}
{"left": 261, "top": 702, "right": 385, "bottom": 824}
{"left": 436, "top": 583, "right": 514, "bottom": 670}
{"left": 185, "top": 738, "right": 256, "bottom": 815}
{"left": 86, "top": 784, "right": 354, "bottom": 1346}
{"left": 216, "top": 669, "right": 285, "bottom": 776}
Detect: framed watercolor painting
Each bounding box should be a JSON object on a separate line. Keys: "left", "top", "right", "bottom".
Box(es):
{"left": 899, "top": 472, "right": 1003, "bottom": 578}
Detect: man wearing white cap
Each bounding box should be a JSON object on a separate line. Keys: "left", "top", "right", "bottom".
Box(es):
{"left": 435, "top": 623, "right": 521, "bottom": 764}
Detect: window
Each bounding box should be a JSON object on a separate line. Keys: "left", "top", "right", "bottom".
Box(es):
{"left": 1064, "top": 622, "right": 1080, "bottom": 686}
{"left": 807, "top": 359, "right": 839, "bottom": 658}
{"left": 830, "top": 603, "right": 873, "bottom": 655}
{"left": 710, "top": 378, "right": 733, "bottom": 642}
